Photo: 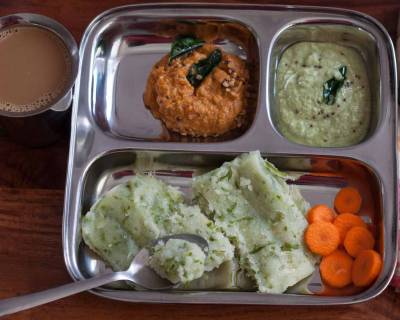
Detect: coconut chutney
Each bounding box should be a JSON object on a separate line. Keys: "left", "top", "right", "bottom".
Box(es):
{"left": 276, "top": 42, "right": 371, "bottom": 147}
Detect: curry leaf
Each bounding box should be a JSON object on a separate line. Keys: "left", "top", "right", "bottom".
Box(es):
{"left": 322, "top": 65, "right": 347, "bottom": 105}
{"left": 169, "top": 36, "right": 204, "bottom": 64}
{"left": 187, "top": 49, "right": 222, "bottom": 87}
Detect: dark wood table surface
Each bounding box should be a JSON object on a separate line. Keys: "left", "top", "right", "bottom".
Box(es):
{"left": 0, "top": 1, "right": 399, "bottom": 319}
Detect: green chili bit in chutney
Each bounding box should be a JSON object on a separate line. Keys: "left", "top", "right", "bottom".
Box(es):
{"left": 276, "top": 42, "right": 371, "bottom": 147}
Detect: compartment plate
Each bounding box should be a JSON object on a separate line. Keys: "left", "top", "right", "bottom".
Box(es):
{"left": 64, "top": 3, "right": 398, "bottom": 305}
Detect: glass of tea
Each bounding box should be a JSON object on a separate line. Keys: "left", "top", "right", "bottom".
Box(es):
{"left": 0, "top": 13, "right": 78, "bottom": 147}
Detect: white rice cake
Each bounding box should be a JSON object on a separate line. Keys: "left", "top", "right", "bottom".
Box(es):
{"left": 82, "top": 175, "right": 234, "bottom": 272}
{"left": 193, "top": 151, "right": 316, "bottom": 293}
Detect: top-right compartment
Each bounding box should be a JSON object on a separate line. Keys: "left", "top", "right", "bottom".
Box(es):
{"left": 269, "top": 23, "right": 380, "bottom": 148}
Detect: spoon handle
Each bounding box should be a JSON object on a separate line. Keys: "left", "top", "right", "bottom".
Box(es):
{"left": 0, "top": 272, "right": 125, "bottom": 317}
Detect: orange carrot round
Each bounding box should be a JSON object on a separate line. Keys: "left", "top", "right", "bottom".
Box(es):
{"left": 344, "top": 226, "right": 375, "bottom": 257}
{"left": 334, "top": 187, "right": 362, "bottom": 214}
{"left": 352, "top": 249, "right": 382, "bottom": 287}
{"left": 307, "top": 205, "right": 336, "bottom": 224}
{"left": 304, "top": 221, "right": 340, "bottom": 256}
{"left": 320, "top": 250, "right": 353, "bottom": 288}
{"left": 333, "top": 213, "right": 367, "bottom": 242}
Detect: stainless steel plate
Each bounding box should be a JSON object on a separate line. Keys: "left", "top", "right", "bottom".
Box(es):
{"left": 63, "top": 3, "right": 398, "bottom": 305}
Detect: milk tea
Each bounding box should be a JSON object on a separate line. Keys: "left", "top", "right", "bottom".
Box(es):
{"left": 0, "top": 25, "right": 72, "bottom": 114}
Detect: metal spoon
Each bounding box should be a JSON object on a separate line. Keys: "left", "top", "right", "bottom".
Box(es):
{"left": 0, "top": 234, "right": 208, "bottom": 317}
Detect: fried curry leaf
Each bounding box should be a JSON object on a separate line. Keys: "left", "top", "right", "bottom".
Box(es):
{"left": 322, "top": 65, "right": 347, "bottom": 105}
{"left": 169, "top": 36, "right": 205, "bottom": 64}
{"left": 187, "top": 49, "right": 222, "bottom": 87}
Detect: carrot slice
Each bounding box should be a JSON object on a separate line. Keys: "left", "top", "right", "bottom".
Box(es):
{"left": 307, "top": 205, "right": 336, "bottom": 224}
{"left": 333, "top": 213, "right": 367, "bottom": 242}
{"left": 320, "top": 250, "right": 353, "bottom": 288}
{"left": 334, "top": 187, "right": 362, "bottom": 214}
{"left": 304, "top": 221, "right": 340, "bottom": 256}
{"left": 344, "top": 226, "right": 375, "bottom": 257}
{"left": 352, "top": 249, "right": 382, "bottom": 287}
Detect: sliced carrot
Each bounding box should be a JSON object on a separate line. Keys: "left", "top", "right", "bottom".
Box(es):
{"left": 352, "top": 249, "right": 382, "bottom": 287}
{"left": 334, "top": 187, "right": 362, "bottom": 214}
{"left": 320, "top": 250, "right": 353, "bottom": 288}
{"left": 344, "top": 226, "right": 375, "bottom": 257}
{"left": 333, "top": 213, "right": 367, "bottom": 242}
{"left": 307, "top": 205, "right": 336, "bottom": 224}
{"left": 304, "top": 221, "right": 340, "bottom": 256}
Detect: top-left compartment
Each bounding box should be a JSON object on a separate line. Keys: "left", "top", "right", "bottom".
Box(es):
{"left": 89, "top": 16, "right": 260, "bottom": 142}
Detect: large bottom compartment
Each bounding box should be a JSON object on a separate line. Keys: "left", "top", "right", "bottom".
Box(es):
{"left": 73, "top": 150, "right": 384, "bottom": 303}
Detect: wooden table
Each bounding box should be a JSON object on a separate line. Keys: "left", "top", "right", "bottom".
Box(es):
{"left": 0, "top": 1, "right": 399, "bottom": 319}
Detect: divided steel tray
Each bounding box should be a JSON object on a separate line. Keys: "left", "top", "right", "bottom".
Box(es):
{"left": 63, "top": 3, "right": 398, "bottom": 305}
